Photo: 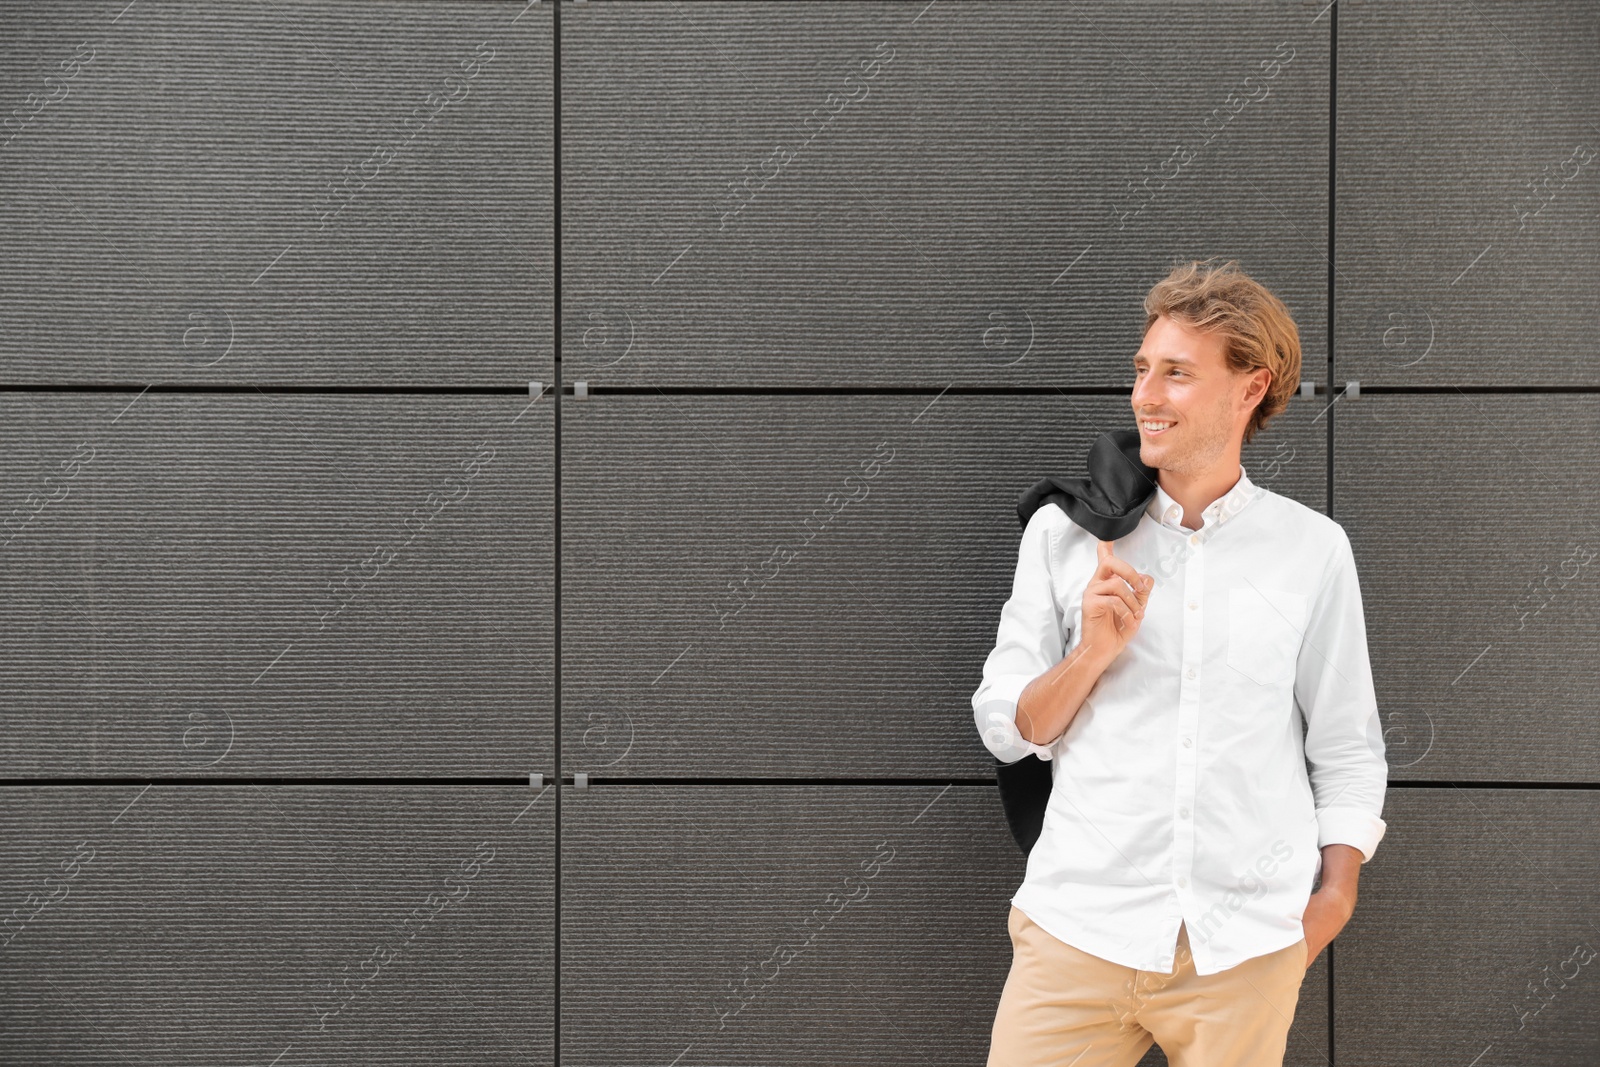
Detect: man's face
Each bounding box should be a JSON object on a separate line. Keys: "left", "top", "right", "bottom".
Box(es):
{"left": 1130, "top": 315, "right": 1268, "bottom": 476}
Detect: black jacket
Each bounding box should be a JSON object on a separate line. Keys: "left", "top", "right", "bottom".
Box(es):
{"left": 995, "top": 428, "right": 1160, "bottom": 855}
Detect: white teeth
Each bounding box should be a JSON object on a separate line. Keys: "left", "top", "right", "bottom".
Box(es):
{"left": 1142, "top": 421, "right": 1173, "bottom": 431}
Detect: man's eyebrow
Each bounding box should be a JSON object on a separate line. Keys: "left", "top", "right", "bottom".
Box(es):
{"left": 1133, "top": 353, "right": 1196, "bottom": 365}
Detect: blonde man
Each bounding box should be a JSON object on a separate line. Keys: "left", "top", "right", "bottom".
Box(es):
{"left": 975, "top": 258, "right": 1388, "bottom": 1067}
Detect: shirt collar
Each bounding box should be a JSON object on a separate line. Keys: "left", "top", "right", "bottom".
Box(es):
{"left": 1145, "top": 465, "right": 1258, "bottom": 533}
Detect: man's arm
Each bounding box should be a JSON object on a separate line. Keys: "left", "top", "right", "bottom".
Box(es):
{"left": 1315, "top": 844, "right": 1364, "bottom": 904}
{"left": 1295, "top": 526, "right": 1390, "bottom": 867}
{"left": 1296, "top": 527, "right": 1389, "bottom": 965}
{"left": 1016, "top": 636, "right": 1118, "bottom": 747}
{"left": 971, "top": 505, "right": 1114, "bottom": 760}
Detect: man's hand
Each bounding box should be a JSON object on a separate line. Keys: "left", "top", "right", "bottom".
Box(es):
{"left": 1300, "top": 844, "right": 1363, "bottom": 968}
{"left": 1301, "top": 887, "right": 1355, "bottom": 968}
{"left": 1079, "top": 539, "right": 1154, "bottom": 661}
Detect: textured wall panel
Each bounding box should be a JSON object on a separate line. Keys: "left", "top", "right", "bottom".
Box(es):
{"left": 559, "top": 783, "right": 1330, "bottom": 1067}
{"left": 560, "top": 393, "right": 1327, "bottom": 778}
{"left": 0, "top": 1, "right": 552, "bottom": 386}
{"left": 561, "top": 0, "right": 1328, "bottom": 387}
{"left": 0, "top": 394, "right": 552, "bottom": 777}
{"left": 1335, "top": 0, "right": 1600, "bottom": 386}
{"left": 1334, "top": 787, "right": 1600, "bottom": 1064}
{"left": 0, "top": 785, "right": 554, "bottom": 1065}
{"left": 1333, "top": 394, "right": 1600, "bottom": 782}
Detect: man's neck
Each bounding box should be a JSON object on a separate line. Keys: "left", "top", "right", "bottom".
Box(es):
{"left": 1159, "top": 461, "right": 1243, "bottom": 531}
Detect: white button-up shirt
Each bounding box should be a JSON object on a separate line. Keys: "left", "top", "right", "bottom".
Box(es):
{"left": 971, "top": 464, "right": 1389, "bottom": 976}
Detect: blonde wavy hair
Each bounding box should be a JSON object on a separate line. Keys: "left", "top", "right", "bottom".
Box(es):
{"left": 1142, "top": 258, "right": 1301, "bottom": 446}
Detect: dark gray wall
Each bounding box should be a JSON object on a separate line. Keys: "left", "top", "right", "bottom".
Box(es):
{"left": 2, "top": 1, "right": 1596, "bottom": 1064}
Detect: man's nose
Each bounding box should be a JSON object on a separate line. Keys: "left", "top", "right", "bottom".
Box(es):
{"left": 1132, "top": 375, "right": 1161, "bottom": 408}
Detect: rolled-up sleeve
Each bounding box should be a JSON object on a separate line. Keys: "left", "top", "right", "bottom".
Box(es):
{"left": 1295, "top": 526, "right": 1389, "bottom": 863}
{"left": 972, "top": 504, "right": 1066, "bottom": 764}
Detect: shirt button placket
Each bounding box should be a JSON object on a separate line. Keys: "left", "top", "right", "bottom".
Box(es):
{"left": 1176, "top": 532, "right": 1202, "bottom": 910}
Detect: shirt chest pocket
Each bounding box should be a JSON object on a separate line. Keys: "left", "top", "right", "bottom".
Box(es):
{"left": 1226, "top": 583, "right": 1310, "bottom": 687}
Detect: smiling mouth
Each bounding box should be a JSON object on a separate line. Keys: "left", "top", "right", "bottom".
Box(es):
{"left": 1140, "top": 419, "right": 1176, "bottom": 436}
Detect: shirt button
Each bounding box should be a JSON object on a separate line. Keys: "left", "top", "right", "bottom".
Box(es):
{"left": 1177, "top": 876, "right": 1188, "bottom": 888}
{"left": 1188, "top": 601, "right": 1197, "bottom": 610}
{"left": 1186, "top": 668, "right": 1196, "bottom": 679}
{"left": 1189, "top": 535, "right": 1199, "bottom": 546}
{"left": 1182, "top": 737, "right": 1192, "bottom": 747}
{"left": 1179, "top": 807, "right": 1190, "bottom": 818}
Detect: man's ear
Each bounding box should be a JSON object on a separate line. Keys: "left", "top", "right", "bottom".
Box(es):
{"left": 1240, "top": 366, "right": 1272, "bottom": 420}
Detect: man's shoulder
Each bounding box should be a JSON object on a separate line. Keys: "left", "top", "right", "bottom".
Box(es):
{"left": 1031, "top": 499, "right": 1111, "bottom": 546}
{"left": 1026, "top": 501, "right": 1105, "bottom": 572}
{"left": 1028, "top": 499, "right": 1070, "bottom": 527}
{"left": 1248, "top": 484, "right": 1349, "bottom": 551}
{"left": 1254, "top": 483, "right": 1344, "bottom": 534}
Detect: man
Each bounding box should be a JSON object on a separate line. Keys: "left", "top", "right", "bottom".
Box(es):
{"left": 972, "top": 259, "right": 1389, "bottom": 1066}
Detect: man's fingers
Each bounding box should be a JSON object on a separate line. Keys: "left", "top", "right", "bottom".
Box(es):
{"left": 1090, "top": 577, "right": 1145, "bottom": 618}
{"left": 1088, "top": 594, "right": 1139, "bottom": 641}
{"left": 1096, "top": 540, "right": 1154, "bottom": 603}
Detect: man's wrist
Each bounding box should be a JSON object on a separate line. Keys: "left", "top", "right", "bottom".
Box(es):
{"left": 1312, "top": 882, "right": 1358, "bottom": 911}
{"left": 1072, "top": 637, "right": 1119, "bottom": 672}
{"left": 1313, "top": 844, "right": 1363, "bottom": 912}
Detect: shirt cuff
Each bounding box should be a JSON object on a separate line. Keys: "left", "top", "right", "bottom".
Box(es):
{"left": 979, "top": 708, "right": 1055, "bottom": 763}
{"left": 975, "top": 674, "right": 1059, "bottom": 762}
{"left": 1316, "top": 806, "right": 1387, "bottom": 863}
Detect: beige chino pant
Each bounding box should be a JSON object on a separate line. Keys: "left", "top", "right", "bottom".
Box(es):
{"left": 987, "top": 904, "right": 1309, "bottom": 1067}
